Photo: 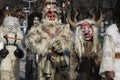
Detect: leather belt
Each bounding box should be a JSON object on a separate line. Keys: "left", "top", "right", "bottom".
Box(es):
{"left": 115, "top": 53, "right": 120, "bottom": 59}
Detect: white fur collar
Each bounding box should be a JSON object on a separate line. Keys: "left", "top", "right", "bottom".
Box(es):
{"left": 106, "top": 24, "right": 119, "bottom": 37}
{"left": 106, "top": 24, "right": 120, "bottom": 52}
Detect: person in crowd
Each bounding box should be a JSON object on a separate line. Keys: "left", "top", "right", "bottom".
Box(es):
{"left": 68, "top": 8, "right": 103, "bottom": 80}
{"left": 27, "top": 11, "right": 42, "bottom": 34}
{"left": 25, "top": 11, "right": 42, "bottom": 80}
{"left": 25, "top": 0, "right": 73, "bottom": 80}
{"left": 99, "top": 0, "right": 120, "bottom": 80}
{"left": 0, "top": 15, "right": 24, "bottom": 80}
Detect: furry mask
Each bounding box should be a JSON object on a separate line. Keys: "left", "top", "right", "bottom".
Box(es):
{"left": 76, "top": 19, "right": 95, "bottom": 41}
{"left": 3, "top": 16, "right": 20, "bottom": 33}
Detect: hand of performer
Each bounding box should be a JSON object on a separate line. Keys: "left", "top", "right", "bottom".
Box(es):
{"left": 52, "top": 39, "right": 63, "bottom": 53}
{"left": 106, "top": 71, "right": 115, "bottom": 80}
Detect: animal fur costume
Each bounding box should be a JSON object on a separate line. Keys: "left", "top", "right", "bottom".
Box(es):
{"left": 99, "top": 24, "right": 120, "bottom": 80}
{"left": 25, "top": 3, "right": 73, "bottom": 80}
{"left": 67, "top": 9, "right": 103, "bottom": 79}
{"left": 99, "top": 0, "right": 120, "bottom": 80}
{"left": 70, "top": 19, "right": 103, "bottom": 80}
{"left": 0, "top": 16, "right": 24, "bottom": 80}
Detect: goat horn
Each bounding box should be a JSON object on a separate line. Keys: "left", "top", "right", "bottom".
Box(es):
{"left": 95, "top": 11, "right": 103, "bottom": 27}
{"left": 73, "top": 8, "right": 78, "bottom": 23}
{"left": 67, "top": 10, "right": 77, "bottom": 29}
{"left": 90, "top": 9, "right": 103, "bottom": 27}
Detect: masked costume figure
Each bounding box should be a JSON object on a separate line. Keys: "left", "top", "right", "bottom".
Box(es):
{"left": 25, "top": 11, "right": 42, "bottom": 80}
{"left": 68, "top": 10, "right": 103, "bottom": 80}
{"left": 75, "top": 19, "right": 103, "bottom": 80}
{"left": 25, "top": 0, "right": 73, "bottom": 80}
{"left": 99, "top": 23, "right": 120, "bottom": 80}
{"left": 99, "top": 0, "right": 120, "bottom": 80}
{"left": 0, "top": 16, "right": 24, "bottom": 80}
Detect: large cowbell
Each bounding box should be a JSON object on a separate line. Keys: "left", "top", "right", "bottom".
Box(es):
{"left": 43, "top": 54, "right": 52, "bottom": 78}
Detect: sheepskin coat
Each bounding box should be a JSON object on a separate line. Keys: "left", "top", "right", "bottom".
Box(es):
{"left": 25, "top": 20, "right": 73, "bottom": 80}
{"left": 72, "top": 19, "right": 103, "bottom": 80}
{"left": 100, "top": 24, "right": 120, "bottom": 80}
{"left": 0, "top": 16, "right": 23, "bottom": 80}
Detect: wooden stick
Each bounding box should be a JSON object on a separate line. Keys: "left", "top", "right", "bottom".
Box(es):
{"left": 3, "top": 36, "right": 23, "bottom": 40}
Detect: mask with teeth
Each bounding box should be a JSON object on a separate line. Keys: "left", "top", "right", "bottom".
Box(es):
{"left": 80, "top": 23, "right": 93, "bottom": 41}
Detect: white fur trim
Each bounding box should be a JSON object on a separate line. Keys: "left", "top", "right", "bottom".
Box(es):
{"left": 100, "top": 57, "right": 114, "bottom": 74}
{"left": 0, "top": 46, "right": 20, "bottom": 80}
{"left": 106, "top": 24, "right": 120, "bottom": 52}
{"left": 0, "top": 42, "right": 4, "bottom": 50}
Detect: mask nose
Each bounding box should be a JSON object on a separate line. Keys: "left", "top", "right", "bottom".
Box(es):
{"left": 8, "top": 25, "right": 14, "bottom": 30}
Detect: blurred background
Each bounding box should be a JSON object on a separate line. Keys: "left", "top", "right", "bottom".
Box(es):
{"left": 0, "top": 0, "right": 117, "bottom": 42}
{"left": 0, "top": 0, "right": 118, "bottom": 41}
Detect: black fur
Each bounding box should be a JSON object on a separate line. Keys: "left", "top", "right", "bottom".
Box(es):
{"left": 14, "top": 47, "right": 24, "bottom": 58}
{"left": 0, "top": 48, "right": 9, "bottom": 58}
